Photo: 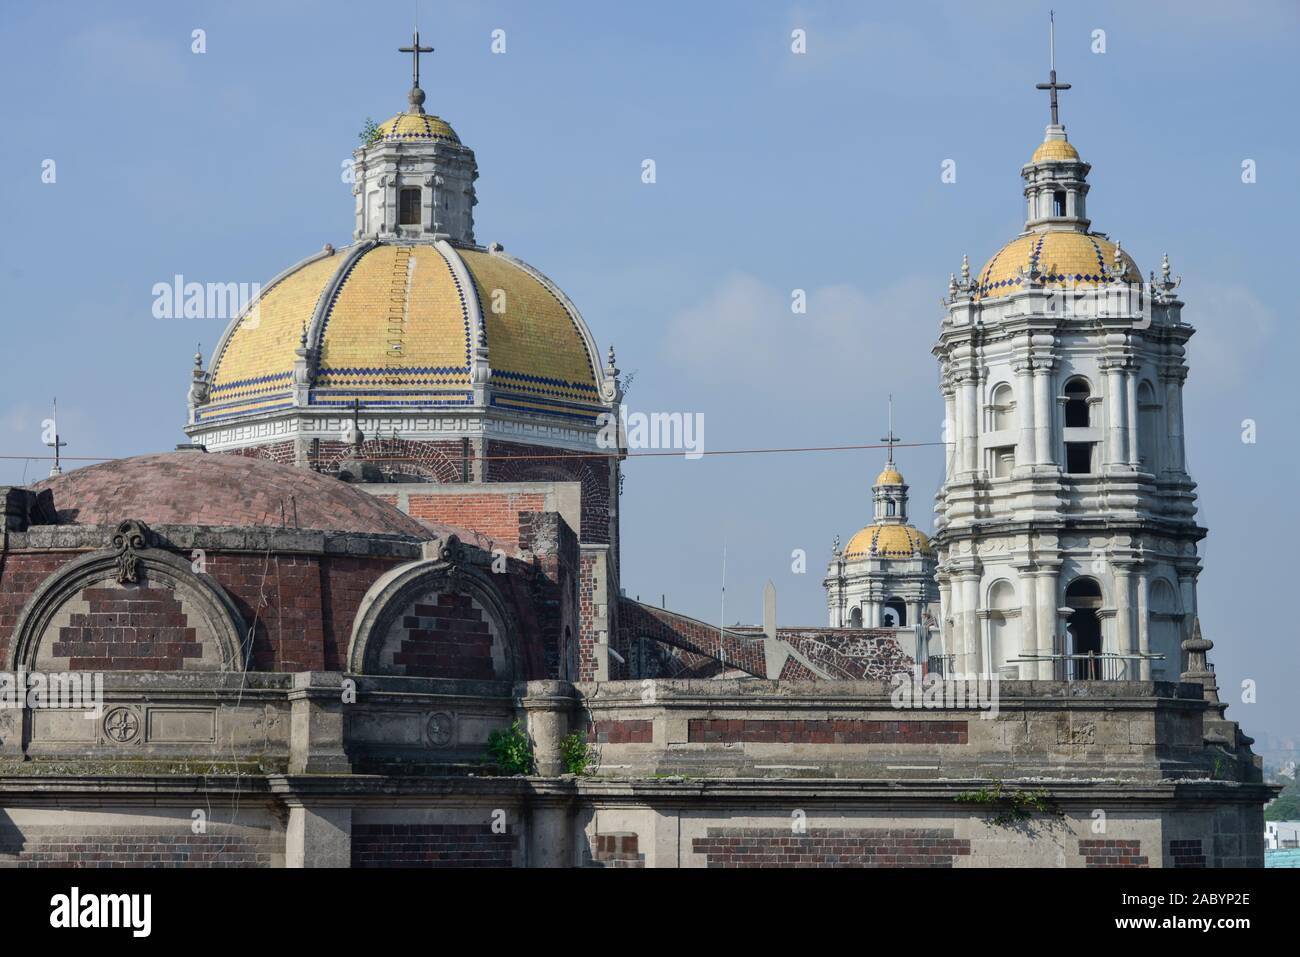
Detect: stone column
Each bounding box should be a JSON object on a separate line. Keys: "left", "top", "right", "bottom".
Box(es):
{"left": 1135, "top": 568, "right": 1151, "bottom": 680}
{"left": 960, "top": 573, "right": 980, "bottom": 674}
{"left": 514, "top": 680, "right": 578, "bottom": 777}
{"left": 288, "top": 672, "right": 350, "bottom": 775}
{"left": 943, "top": 386, "right": 958, "bottom": 479}
{"left": 1125, "top": 366, "right": 1140, "bottom": 466}
{"left": 941, "top": 572, "right": 961, "bottom": 670}
{"left": 1032, "top": 362, "right": 1055, "bottom": 467}
{"left": 1017, "top": 567, "right": 1039, "bottom": 680}
{"left": 285, "top": 804, "right": 352, "bottom": 868}
{"left": 1166, "top": 371, "right": 1187, "bottom": 474}
{"left": 1035, "top": 571, "right": 1058, "bottom": 679}
{"left": 1014, "top": 359, "right": 1036, "bottom": 474}
{"left": 1104, "top": 360, "right": 1126, "bottom": 468}
{"left": 960, "top": 373, "right": 979, "bottom": 475}
{"left": 1114, "top": 567, "right": 1135, "bottom": 678}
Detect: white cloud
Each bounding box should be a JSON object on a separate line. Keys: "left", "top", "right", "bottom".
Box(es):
{"left": 662, "top": 272, "right": 939, "bottom": 399}
{"left": 1181, "top": 281, "right": 1276, "bottom": 387}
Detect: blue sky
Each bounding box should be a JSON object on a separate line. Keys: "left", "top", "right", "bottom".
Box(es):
{"left": 0, "top": 1, "right": 1296, "bottom": 746}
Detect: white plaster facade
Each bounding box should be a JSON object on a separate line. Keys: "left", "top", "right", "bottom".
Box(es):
{"left": 931, "top": 121, "right": 1200, "bottom": 682}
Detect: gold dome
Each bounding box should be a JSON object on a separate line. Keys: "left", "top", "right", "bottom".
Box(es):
{"left": 875, "top": 465, "right": 904, "bottom": 486}
{"left": 975, "top": 230, "right": 1141, "bottom": 301}
{"left": 375, "top": 111, "right": 460, "bottom": 145}
{"left": 1030, "top": 139, "right": 1080, "bottom": 163}
{"left": 202, "top": 242, "right": 602, "bottom": 424}
{"left": 843, "top": 523, "right": 932, "bottom": 559}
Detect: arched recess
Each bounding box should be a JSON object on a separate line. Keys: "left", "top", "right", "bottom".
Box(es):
{"left": 989, "top": 382, "right": 1015, "bottom": 431}
{"left": 848, "top": 606, "right": 863, "bottom": 629}
{"left": 7, "top": 522, "right": 248, "bottom": 672}
{"left": 347, "top": 539, "right": 523, "bottom": 680}
{"left": 883, "top": 598, "right": 907, "bottom": 627}
{"left": 985, "top": 579, "right": 1018, "bottom": 675}
{"left": 1137, "top": 381, "right": 1160, "bottom": 472}
{"left": 1148, "top": 578, "right": 1182, "bottom": 679}
{"left": 1064, "top": 577, "right": 1104, "bottom": 679}
{"left": 1063, "top": 376, "right": 1092, "bottom": 427}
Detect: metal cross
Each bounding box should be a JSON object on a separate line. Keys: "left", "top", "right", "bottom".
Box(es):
{"left": 399, "top": 31, "right": 434, "bottom": 91}
{"left": 1035, "top": 12, "right": 1071, "bottom": 125}
{"left": 45, "top": 397, "right": 67, "bottom": 477}
{"left": 880, "top": 394, "right": 900, "bottom": 464}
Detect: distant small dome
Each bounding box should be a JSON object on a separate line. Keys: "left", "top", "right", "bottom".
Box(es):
{"left": 843, "top": 523, "right": 932, "bottom": 559}
{"left": 1030, "top": 138, "right": 1080, "bottom": 163}
{"left": 875, "top": 465, "right": 904, "bottom": 486}
{"left": 376, "top": 111, "right": 460, "bottom": 145}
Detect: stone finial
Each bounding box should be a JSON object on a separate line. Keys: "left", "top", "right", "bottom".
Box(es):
{"left": 1161, "top": 252, "right": 1171, "bottom": 284}
{"left": 960, "top": 253, "right": 971, "bottom": 287}
{"left": 948, "top": 273, "right": 958, "bottom": 299}
{"left": 1181, "top": 617, "right": 1221, "bottom": 704}
{"left": 832, "top": 534, "right": 841, "bottom": 556}
{"left": 188, "top": 347, "right": 210, "bottom": 416}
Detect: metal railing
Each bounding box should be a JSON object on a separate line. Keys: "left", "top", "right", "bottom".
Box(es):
{"left": 1017, "top": 652, "right": 1164, "bottom": 682}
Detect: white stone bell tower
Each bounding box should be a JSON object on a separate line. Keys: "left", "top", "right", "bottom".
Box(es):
{"left": 351, "top": 32, "right": 478, "bottom": 245}
{"left": 931, "top": 33, "right": 1201, "bottom": 682}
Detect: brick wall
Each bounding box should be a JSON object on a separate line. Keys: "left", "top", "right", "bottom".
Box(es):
{"left": 1079, "top": 839, "right": 1148, "bottom": 867}
{"left": 0, "top": 551, "right": 84, "bottom": 663}
{"left": 485, "top": 440, "right": 610, "bottom": 545}
{"left": 687, "top": 718, "right": 968, "bottom": 745}
{"left": 52, "top": 585, "right": 202, "bottom": 670}
{"left": 407, "top": 490, "right": 545, "bottom": 546}
{"left": 587, "top": 833, "right": 644, "bottom": 868}
{"left": 587, "top": 719, "right": 653, "bottom": 744}
{"left": 618, "top": 599, "right": 767, "bottom": 678}
{"left": 206, "top": 552, "right": 404, "bottom": 672}
{"left": 1168, "top": 839, "right": 1206, "bottom": 867}
{"left": 0, "top": 825, "right": 282, "bottom": 867}
{"left": 389, "top": 593, "right": 497, "bottom": 680}
{"left": 350, "top": 824, "right": 514, "bottom": 867}
{"left": 692, "top": 827, "right": 970, "bottom": 868}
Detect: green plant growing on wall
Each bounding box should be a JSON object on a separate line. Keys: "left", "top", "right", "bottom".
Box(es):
{"left": 559, "top": 732, "right": 595, "bottom": 776}
{"left": 486, "top": 721, "right": 534, "bottom": 775}
{"left": 358, "top": 117, "right": 382, "bottom": 146}
{"left": 955, "top": 781, "right": 1062, "bottom": 828}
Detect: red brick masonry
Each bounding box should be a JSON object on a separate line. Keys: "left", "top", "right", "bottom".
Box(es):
{"left": 392, "top": 594, "right": 496, "bottom": 680}
{"left": 1168, "top": 839, "right": 1206, "bottom": 868}
{"left": 351, "top": 824, "right": 514, "bottom": 867}
{"left": 687, "top": 718, "right": 968, "bottom": 745}
{"left": 588, "top": 719, "right": 654, "bottom": 744}
{"left": 0, "top": 827, "right": 280, "bottom": 867}
{"left": 588, "top": 833, "right": 645, "bottom": 868}
{"left": 1079, "top": 839, "right": 1148, "bottom": 868}
{"left": 692, "top": 827, "right": 971, "bottom": 868}
{"left": 54, "top": 585, "right": 200, "bottom": 671}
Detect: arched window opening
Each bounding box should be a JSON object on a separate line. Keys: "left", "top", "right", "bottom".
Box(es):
{"left": 1064, "top": 378, "right": 1091, "bottom": 428}
{"left": 399, "top": 187, "right": 421, "bottom": 226}
{"left": 1064, "top": 578, "right": 1103, "bottom": 679}
{"left": 849, "top": 606, "right": 863, "bottom": 629}
{"left": 883, "top": 598, "right": 907, "bottom": 628}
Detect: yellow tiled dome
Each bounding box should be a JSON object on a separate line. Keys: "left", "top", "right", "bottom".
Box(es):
{"left": 1030, "top": 139, "right": 1080, "bottom": 163}
{"left": 375, "top": 112, "right": 460, "bottom": 144}
{"left": 975, "top": 230, "right": 1141, "bottom": 301}
{"left": 875, "top": 465, "right": 904, "bottom": 486}
{"left": 202, "top": 242, "right": 601, "bottom": 424}
{"left": 843, "top": 523, "right": 932, "bottom": 559}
